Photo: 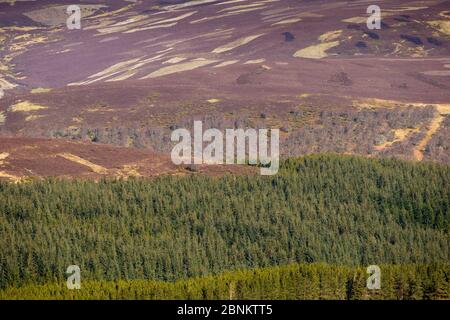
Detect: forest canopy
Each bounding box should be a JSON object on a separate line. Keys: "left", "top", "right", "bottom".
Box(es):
{"left": 0, "top": 155, "right": 448, "bottom": 297}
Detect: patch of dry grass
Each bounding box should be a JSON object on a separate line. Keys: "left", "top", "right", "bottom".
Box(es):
{"left": 0, "top": 112, "right": 5, "bottom": 124}
{"left": 25, "top": 115, "right": 45, "bottom": 122}
{"left": 31, "top": 88, "right": 52, "bottom": 94}
{"left": 318, "top": 30, "right": 343, "bottom": 42}
{"left": 140, "top": 59, "right": 216, "bottom": 79}
{"left": 58, "top": 153, "right": 108, "bottom": 174}
{"left": 427, "top": 20, "right": 450, "bottom": 36}
{"left": 9, "top": 101, "right": 48, "bottom": 112}
{"left": 213, "top": 60, "right": 239, "bottom": 68}
{"left": 212, "top": 34, "right": 264, "bottom": 53}
{"left": 293, "top": 41, "right": 340, "bottom": 59}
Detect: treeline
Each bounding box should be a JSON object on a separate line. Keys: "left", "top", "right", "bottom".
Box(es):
{"left": 27, "top": 105, "right": 446, "bottom": 162}
{"left": 1, "top": 263, "right": 448, "bottom": 300}
{"left": 0, "top": 155, "right": 448, "bottom": 289}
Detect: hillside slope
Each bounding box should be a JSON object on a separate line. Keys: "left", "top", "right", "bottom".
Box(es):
{"left": 0, "top": 0, "right": 449, "bottom": 176}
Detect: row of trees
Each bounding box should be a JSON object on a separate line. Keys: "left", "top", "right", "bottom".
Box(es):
{"left": 0, "top": 155, "right": 448, "bottom": 290}
{"left": 1, "top": 263, "right": 448, "bottom": 300}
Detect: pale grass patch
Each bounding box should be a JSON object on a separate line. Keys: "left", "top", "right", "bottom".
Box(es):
{"left": 0, "top": 171, "right": 21, "bottom": 182}
{"left": 244, "top": 59, "right": 266, "bottom": 64}
{"left": 31, "top": 88, "right": 52, "bottom": 94}
{"left": 271, "top": 18, "right": 301, "bottom": 26}
{"left": 0, "top": 152, "right": 9, "bottom": 161}
{"left": 421, "top": 70, "right": 450, "bottom": 76}
{"left": 58, "top": 153, "right": 108, "bottom": 174}
{"left": 140, "top": 59, "right": 216, "bottom": 79}
{"left": 293, "top": 41, "right": 340, "bottom": 59}
{"left": 25, "top": 115, "right": 44, "bottom": 122}
{"left": 118, "top": 165, "right": 142, "bottom": 178}
{"left": 213, "top": 60, "right": 239, "bottom": 68}
{"left": 427, "top": 20, "right": 450, "bottom": 36}
{"left": 342, "top": 16, "right": 367, "bottom": 24}
{"left": 163, "top": 57, "right": 187, "bottom": 64}
{"left": 318, "top": 30, "right": 343, "bottom": 42}
{"left": 218, "top": 2, "right": 268, "bottom": 13}
{"left": 212, "top": 34, "right": 264, "bottom": 54}
{"left": 9, "top": 101, "right": 48, "bottom": 112}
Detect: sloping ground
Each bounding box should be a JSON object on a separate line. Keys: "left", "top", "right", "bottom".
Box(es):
{"left": 1, "top": 0, "right": 448, "bottom": 91}
{"left": 0, "top": 136, "right": 255, "bottom": 181}
{"left": 0, "top": 0, "right": 449, "bottom": 173}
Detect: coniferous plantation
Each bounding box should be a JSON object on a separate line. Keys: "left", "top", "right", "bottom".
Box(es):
{"left": 0, "top": 155, "right": 449, "bottom": 299}
{"left": 1, "top": 263, "right": 448, "bottom": 300}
